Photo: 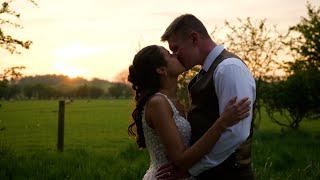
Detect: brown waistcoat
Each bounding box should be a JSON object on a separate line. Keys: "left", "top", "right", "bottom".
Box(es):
{"left": 187, "top": 49, "right": 254, "bottom": 179}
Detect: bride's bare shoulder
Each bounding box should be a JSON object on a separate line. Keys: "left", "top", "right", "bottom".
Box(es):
{"left": 146, "top": 94, "right": 170, "bottom": 111}
{"left": 144, "top": 93, "right": 172, "bottom": 128}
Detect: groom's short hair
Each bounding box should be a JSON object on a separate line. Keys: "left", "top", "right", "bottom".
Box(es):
{"left": 161, "top": 14, "right": 210, "bottom": 41}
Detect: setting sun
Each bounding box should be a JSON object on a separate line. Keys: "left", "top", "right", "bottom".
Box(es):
{"left": 53, "top": 62, "right": 87, "bottom": 78}
{"left": 54, "top": 44, "right": 102, "bottom": 60}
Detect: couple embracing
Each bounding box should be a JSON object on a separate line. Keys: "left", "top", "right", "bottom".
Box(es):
{"left": 128, "top": 14, "right": 256, "bottom": 180}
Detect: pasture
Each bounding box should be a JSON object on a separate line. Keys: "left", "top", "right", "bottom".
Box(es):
{"left": 0, "top": 100, "right": 319, "bottom": 179}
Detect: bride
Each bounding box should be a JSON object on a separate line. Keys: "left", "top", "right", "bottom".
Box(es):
{"left": 128, "top": 45, "right": 250, "bottom": 179}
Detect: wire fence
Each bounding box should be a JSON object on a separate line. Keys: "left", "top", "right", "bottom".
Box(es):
{"left": 0, "top": 99, "right": 133, "bottom": 153}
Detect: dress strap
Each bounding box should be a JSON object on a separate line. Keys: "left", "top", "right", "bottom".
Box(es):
{"left": 154, "top": 92, "right": 179, "bottom": 115}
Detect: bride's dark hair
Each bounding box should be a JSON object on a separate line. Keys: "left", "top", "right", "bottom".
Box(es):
{"left": 127, "top": 45, "right": 167, "bottom": 148}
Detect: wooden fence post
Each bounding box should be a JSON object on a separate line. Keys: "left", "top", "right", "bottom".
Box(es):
{"left": 57, "top": 100, "right": 65, "bottom": 152}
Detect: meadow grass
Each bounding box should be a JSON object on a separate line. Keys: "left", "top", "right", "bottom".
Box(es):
{"left": 0, "top": 99, "right": 133, "bottom": 154}
{"left": 0, "top": 100, "right": 319, "bottom": 179}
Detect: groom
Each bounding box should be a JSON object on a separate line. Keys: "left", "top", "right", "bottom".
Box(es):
{"left": 157, "top": 14, "right": 256, "bottom": 179}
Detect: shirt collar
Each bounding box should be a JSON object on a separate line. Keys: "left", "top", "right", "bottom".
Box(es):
{"left": 202, "top": 45, "right": 224, "bottom": 72}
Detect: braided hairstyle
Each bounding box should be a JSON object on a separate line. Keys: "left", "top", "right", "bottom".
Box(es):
{"left": 127, "top": 45, "right": 167, "bottom": 148}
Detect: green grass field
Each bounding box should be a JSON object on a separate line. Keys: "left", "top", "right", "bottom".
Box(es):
{"left": 0, "top": 100, "right": 319, "bottom": 179}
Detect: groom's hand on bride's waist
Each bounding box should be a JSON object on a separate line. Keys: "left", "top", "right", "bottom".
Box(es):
{"left": 156, "top": 162, "right": 190, "bottom": 180}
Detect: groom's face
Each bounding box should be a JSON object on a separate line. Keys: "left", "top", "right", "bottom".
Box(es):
{"left": 168, "top": 34, "right": 198, "bottom": 71}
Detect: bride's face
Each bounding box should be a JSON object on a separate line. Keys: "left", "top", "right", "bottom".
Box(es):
{"left": 160, "top": 47, "right": 186, "bottom": 76}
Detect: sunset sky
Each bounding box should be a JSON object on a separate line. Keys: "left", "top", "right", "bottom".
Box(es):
{"left": 1, "top": 0, "right": 319, "bottom": 81}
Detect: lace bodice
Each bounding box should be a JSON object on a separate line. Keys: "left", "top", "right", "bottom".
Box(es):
{"left": 141, "top": 92, "right": 192, "bottom": 179}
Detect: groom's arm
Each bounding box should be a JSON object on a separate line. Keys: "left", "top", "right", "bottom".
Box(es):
{"left": 188, "top": 58, "right": 256, "bottom": 176}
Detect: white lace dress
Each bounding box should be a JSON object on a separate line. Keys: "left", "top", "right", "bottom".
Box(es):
{"left": 141, "top": 93, "right": 194, "bottom": 180}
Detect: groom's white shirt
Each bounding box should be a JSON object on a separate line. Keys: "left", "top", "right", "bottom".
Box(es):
{"left": 188, "top": 45, "right": 256, "bottom": 176}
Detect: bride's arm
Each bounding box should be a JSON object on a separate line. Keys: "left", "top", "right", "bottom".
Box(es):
{"left": 146, "top": 95, "right": 250, "bottom": 171}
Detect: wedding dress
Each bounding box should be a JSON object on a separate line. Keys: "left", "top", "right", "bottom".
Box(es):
{"left": 141, "top": 92, "right": 194, "bottom": 180}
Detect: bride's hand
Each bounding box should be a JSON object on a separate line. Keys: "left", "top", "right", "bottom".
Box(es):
{"left": 217, "top": 96, "right": 251, "bottom": 130}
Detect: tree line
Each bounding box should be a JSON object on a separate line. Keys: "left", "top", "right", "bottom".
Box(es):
{"left": 0, "top": 74, "right": 132, "bottom": 100}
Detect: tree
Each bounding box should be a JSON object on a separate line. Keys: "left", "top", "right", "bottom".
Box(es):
{"left": 73, "top": 84, "right": 105, "bottom": 99}
{"left": 212, "top": 18, "right": 288, "bottom": 127}
{"left": 262, "top": 69, "right": 320, "bottom": 129}
{"left": 285, "top": 2, "right": 320, "bottom": 72}
{"left": 0, "top": 0, "right": 37, "bottom": 100}
{"left": 0, "top": 79, "right": 8, "bottom": 99}
{"left": 108, "top": 83, "right": 132, "bottom": 99}
{"left": 1, "top": 66, "right": 25, "bottom": 82}
{"left": 31, "top": 84, "right": 56, "bottom": 99}
{"left": 22, "top": 84, "right": 33, "bottom": 99}
{"left": 263, "top": 2, "right": 320, "bottom": 129}
{"left": 75, "top": 84, "right": 90, "bottom": 98}
{"left": 88, "top": 86, "right": 104, "bottom": 98}
{"left": 0, "top": 66, "right": 25, "bottom": 99}
{"left": 0, "top": 0, "right": 37, "bottom": 54}
{"left": 111, "top": 70, "right": 132, "bottom": 98}
{"left": 114, "top": 69, "right": 129, "bottom": 84}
